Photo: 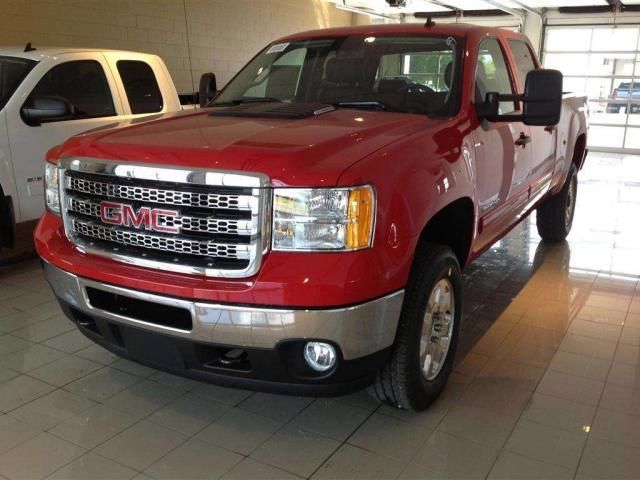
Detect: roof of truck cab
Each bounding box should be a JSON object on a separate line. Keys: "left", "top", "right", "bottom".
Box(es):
{"left": 0, "top": 47, "right": 155, "bottom": 62}
{"left": 278, "top": 22, "right": 526, "bottom": 42}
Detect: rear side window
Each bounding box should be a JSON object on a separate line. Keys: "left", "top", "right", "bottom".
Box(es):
{"left": 508, "top": 40, "right": 537, "bottom": 90}
{"left": 27, "top": 60, "right": 115, "bottom": 119}
{"left": 117, "top": 60, "right": 163, "bottom": 114}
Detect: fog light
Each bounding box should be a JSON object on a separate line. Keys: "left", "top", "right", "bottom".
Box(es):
{"left": 303, "top": 342, "right": 337, "bottom": 372}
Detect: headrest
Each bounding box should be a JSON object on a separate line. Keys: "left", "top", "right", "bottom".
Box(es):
{"left": 325, "top": 57, "right": 362, "bottom": 85}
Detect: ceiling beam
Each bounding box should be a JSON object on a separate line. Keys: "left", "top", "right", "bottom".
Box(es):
{"left": 333, "top": 0, "right": 401, "bottom": 21}
{"left": 506, "top": 0, "right": 544, "bottom": 19}
{"left": 477, "top": 0, "right": 524, "bottom": 19}
{"left": 605, "top": 0, "right": 624, "bottom": 12}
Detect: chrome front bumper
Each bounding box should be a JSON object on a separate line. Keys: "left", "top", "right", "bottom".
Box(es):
{"left": 42, "top": 262, "right": 404, "bottom": 360}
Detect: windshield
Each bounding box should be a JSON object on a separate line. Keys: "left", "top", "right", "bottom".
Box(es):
{"left": 214, "top": 35, "right": 462, "bottom": 117}
{"left": 0, "top": 56, "right": 37, "bottom": 110}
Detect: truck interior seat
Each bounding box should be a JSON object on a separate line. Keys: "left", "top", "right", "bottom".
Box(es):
{"left": 319, "top": 58, "right": 366, "bottom": 101}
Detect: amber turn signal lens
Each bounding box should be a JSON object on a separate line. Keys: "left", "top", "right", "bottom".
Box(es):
{"left": 345, "top": 186, "right": 375, "bottom": 249}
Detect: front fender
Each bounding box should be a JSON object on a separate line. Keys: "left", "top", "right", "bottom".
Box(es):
{"left": 337, "top": 119, "right": 476, "bottom": 286}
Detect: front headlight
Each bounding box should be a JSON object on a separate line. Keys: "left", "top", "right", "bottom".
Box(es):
{"left": 44, "top": 162, "right": 60, "bottom": 215}
{"left": 272, "top": 186, "right": 375, "bottom": 251}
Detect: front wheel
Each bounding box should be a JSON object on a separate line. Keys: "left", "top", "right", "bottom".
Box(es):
{"left": 536, "top": 164, "right": 578, "bottom": 242}
{"left": 372, "top": 242, "right": 462, "bottom": 411}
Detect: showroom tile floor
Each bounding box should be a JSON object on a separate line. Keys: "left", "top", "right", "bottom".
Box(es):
{"left": 1, "top": 153, "right": 640, "bottom": 480}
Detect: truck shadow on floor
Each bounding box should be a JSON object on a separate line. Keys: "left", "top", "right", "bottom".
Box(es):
{"left": 454, "top": 218, "right": 587, "bottom": 368}
{"left": 0, "top": 220, "right": 37, "bottom": 267}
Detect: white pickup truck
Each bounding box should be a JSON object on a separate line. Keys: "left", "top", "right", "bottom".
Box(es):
{"left": 0, "top": 46, "right": 192, "bottom": 250}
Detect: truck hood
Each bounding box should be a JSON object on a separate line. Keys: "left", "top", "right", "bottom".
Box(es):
{"left": 59, "top": 108, "right": 433, "bottom": 186}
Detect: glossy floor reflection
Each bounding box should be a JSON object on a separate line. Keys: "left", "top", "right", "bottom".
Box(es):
{"left": 0, "top": 152, "right": 639, "bottom": 479}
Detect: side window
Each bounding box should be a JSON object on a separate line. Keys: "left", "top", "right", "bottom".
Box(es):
{"left": 26, "top": 60, "right": 115, "bottom": 121}
{"left": 508, "top": 40, "right": 537, "bottom": 90}
{"left": 476, "top": 38, "right": 516, "bottom": 114}
{"left": 117, "top": 60, "right": 163, "bottom": 114}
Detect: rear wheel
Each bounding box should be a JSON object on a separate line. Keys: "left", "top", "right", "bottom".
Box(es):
{"left": 372, "top": 242, "right": 462, "bottom": 411}
{"left": 536, "top": 164, "right": 577, "bottom": 242}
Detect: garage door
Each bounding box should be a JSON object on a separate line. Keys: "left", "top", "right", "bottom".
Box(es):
{"left": 543, "top": 26, "right": 640, "bottom": 153}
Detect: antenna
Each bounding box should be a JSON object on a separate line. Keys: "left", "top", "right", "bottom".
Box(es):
{"left": 424, "top": 15, "right": 436, "bottom": 27}
{"left": 24, "top": 42, "right": 36, "bottom": 52}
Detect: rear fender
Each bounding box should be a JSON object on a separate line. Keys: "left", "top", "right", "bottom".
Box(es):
{"left": 550, "top": 96, "right": 588, "bottom": 195}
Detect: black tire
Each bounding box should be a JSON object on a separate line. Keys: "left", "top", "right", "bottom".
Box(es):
{"left": 536, "top": 164, "right": 577, "bottom": 242}
{"left": 0, "top": 192, "right": 16, "bottom": 249}
{"left": 372, "top": 242, "right": 462, "bottom": 411}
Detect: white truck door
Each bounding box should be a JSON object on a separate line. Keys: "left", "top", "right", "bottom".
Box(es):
{"left": 5, "top": 52, "right": 125, "bottom": 223}
{"left": 103, "top": 52, "right": 181, "bottom": 119}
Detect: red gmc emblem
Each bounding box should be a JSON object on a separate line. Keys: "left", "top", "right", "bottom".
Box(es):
{"left": 99, "top": 201, "right": 180, "bottom": 234}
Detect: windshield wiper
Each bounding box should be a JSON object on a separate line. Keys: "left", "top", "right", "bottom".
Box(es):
{"left": 333, "top": 101, "right": 397, "bottom": 112}
{"left": 213, "top": 96, "right": 282, "bottom": 107}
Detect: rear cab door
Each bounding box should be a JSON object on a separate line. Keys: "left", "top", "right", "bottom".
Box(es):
{"left": 6, "top": 51, "right": 125, "bottom": 223}
{"left": 471, "top": 35, "right": 532, "bottom": 251}
{"left": 102, "top": 51, "right": 181, "bottom": 120}
{"left": 505, "top": 36, "right": 556, "bottom": 204}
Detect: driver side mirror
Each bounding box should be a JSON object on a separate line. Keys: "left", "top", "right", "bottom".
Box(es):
{"left": 199, "top": 72, "right": 217, "bottom": 107}
{"left": 476, "top": 69, "right": 563, "bottom": 126}
{"left": 21, "top": 95, "right": 74, "bottom": 126}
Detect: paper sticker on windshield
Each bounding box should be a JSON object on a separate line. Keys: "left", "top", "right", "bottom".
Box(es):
{"left": 266, "top": 42, "right": 289, "bottom": 54}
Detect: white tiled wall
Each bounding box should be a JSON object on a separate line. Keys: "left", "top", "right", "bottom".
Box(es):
{"left": 0, "top": 0, "right": 355, "bottom": 93}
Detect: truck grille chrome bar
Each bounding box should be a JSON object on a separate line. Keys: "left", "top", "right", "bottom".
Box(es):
{"left": 71, "top": 219, "right": 251, "bottom": 259}
{"left": 66, "top": 176, "right": 256, "bottom": 210}
{"left": 58, "top": 157, "right": 269, "bottom": 278}
{"left": 67, "top": 197, "right": 253, "bottom": 235}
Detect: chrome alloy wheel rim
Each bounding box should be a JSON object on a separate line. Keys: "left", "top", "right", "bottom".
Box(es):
{"left": 420, "top": 278, "right": 455, "bottom": 381}
{"left": 565, "top": 175, "right": 576, "bottom": 229}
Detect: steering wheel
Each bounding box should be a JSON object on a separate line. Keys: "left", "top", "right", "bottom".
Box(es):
{"left": 399, "top": 83, "right": 435, "bottom": 95}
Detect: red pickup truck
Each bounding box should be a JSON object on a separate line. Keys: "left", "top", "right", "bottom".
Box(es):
{"left": 36, "top": 23, "right": 587, "bottom": 411}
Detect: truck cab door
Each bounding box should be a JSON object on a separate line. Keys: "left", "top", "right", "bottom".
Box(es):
{"left": 507, "top": 39, "right": 555, "bottom": 204}
{"left": 5, "top": 53, "right": 124, "bottom": 223}
{"left": 471, "top": 37, "right": 531, "bottom": 252}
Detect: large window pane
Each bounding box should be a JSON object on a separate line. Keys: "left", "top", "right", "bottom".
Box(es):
{"left": 608, "top": 78, "right": 639, "bottom": 115}
{"left": 590, "top": 100, "right": 627, "bottom": 125}
{"left": 589, "top": 125, "right": 625, "bottom": 148}
{"left": 546, "top": 29, "right": 591, "bottom": 51}
{"left": 592, "top": 28, "right": 638, "bottom": 52}
{"left": 544, "top": 53, "right": 589, "bottom": 75}
{"left": 586, "top": 78, "right": 613, "bottom": 101}
{"left": 588, "top": 53, "right": 635, "bottom": 76}
{"left": 624, "top": 128, "right": 640, "bottom": 149}
{"left": 562, "top": 77, "right": 587, "bottom": 95}
{"left": 628, "top": 110, "right": 640, "bottom": 126}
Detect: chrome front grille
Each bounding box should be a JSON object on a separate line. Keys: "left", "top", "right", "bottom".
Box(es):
{"left": 59, "top": 157, "right": 269, "bottom": 278}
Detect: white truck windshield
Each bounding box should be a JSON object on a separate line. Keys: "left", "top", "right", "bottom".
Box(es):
{"left": 0, "top": 56, "right": 37, "bottom": 110}
{"left": 214, "top": 35, "right": 462, "bottom": 117}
